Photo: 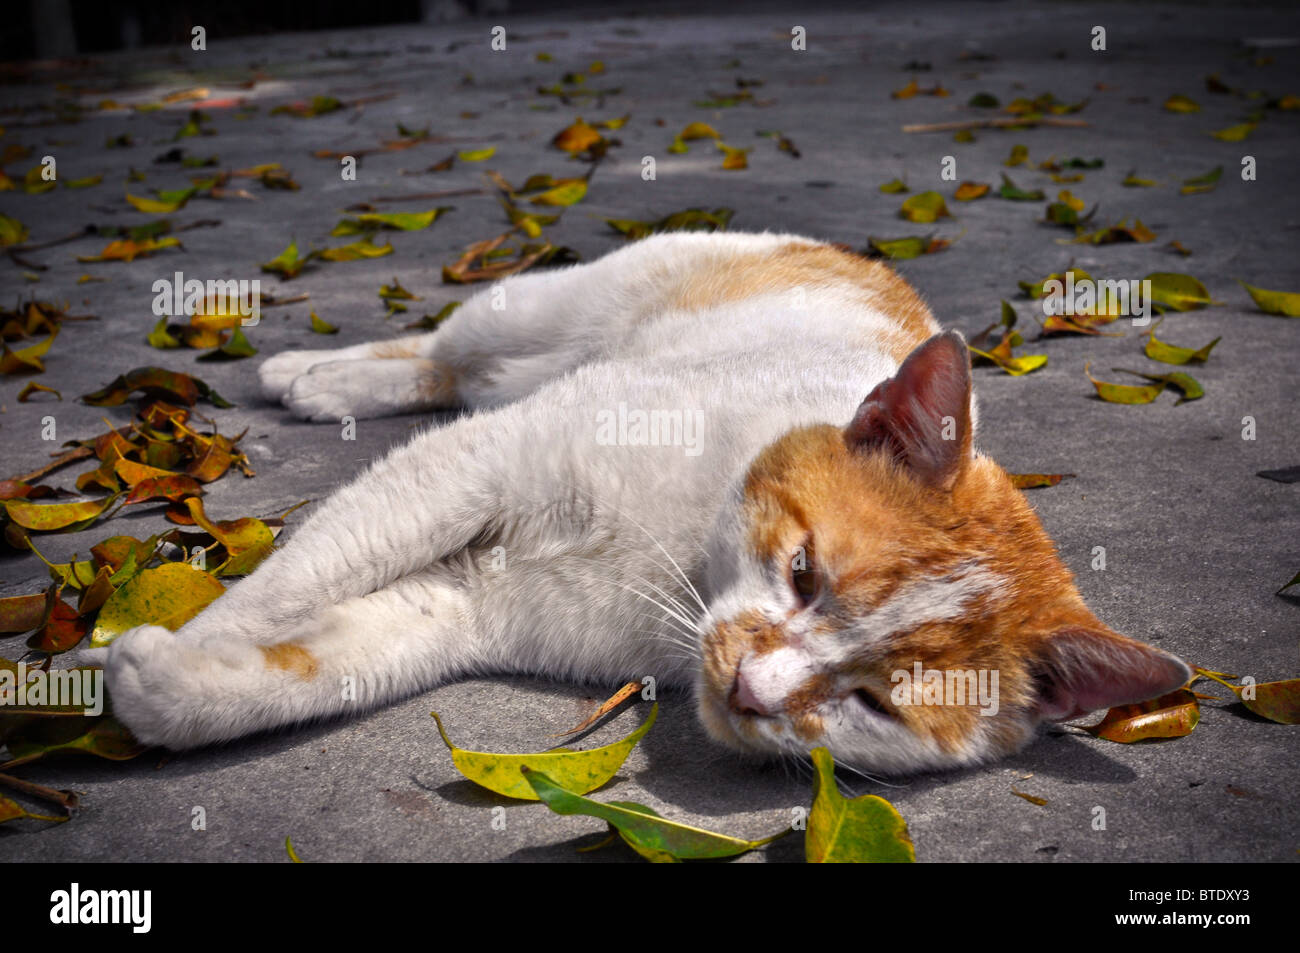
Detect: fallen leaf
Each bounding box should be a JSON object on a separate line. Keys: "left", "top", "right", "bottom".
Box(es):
{"left": 878, "top": 178, "right": 909, "bottom": 194}
{"left": 899, "top": 191, "right": 950, "bottom": 223}
{"left": 528, "top": 180, "right": 587, "bottom": 206}
{"left": 1163, "top": 94, "right": 1201, "bottom": 113}
{"left": 552, "top": 118, "right": 603, "bottom": 154}
{"left": 1238, "top": 280, "right": 1300, "bottom": 317}
{"left": 1008, "top": 473, "right": 1075, "bottom": 489}
{"left": 605, "top": 208, "right": 733, "bottom": 240}
{"left": 330, "top": 208, "right": 449, "bottom": 236}
{"left": 1, "top": 715, "right": 146, "bottom": 768}
{"left": 1079, "top": 689, "right": 1200, "bottom": 742}
{"left": 1085, "top": 363, "right": 1166, "bottom": 404}
{"left": 864, "top": 235, "right": 952, "bottom": 260}
{"left": 317, "top": 237, "right": 394, "bottom": 262}
{"left": 309, "top": 311, "right": 338, "bottom": 334}
{"left": 2, "top": 496, "right": 117, "bottom": 532}
{"left": 1180, "top": 165, "right": 1222, "bottom": 195}
{"left": 432, "top": 704, "right": 657, "bottom": 800}
{"left": 523, "top": 765, "right": 788, "bottom": 862}
{"left": 88, "top": 561, "right": 225, "bottom": 647}
{"left": 806, "top": 747, "right": 915, "bottom": 862}
{"left": 997, "top": 174, "right": 1044, "bottom": 201}
{"left": 76, "top": 237, "right": 181, "bottom": 263}
{"left": 0, "top": 795, "right": 66, "bottom": 826}
{"left": 1004, "top": 144, "right": 1029, "bottom": 166}
{"left": 1211, "top": 123, "right": 1255, "bottom": 142}
{"left": 1114, "top": 369, "right": 1204, "bottom": 404}
{"left": 953, "top": 181, "right": 989, "bottom": 201}
{"left": 1146, "top": 272, "right": 1214, "bottom": 311}
{"left": 1143, "top": 330, "right": 1220, "bottom": 365}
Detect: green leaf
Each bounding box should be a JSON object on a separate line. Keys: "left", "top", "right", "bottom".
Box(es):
{"left": 309, "top": 311, "right": 338, "bottom": 334}
{"left": 806, "top": 747, "right": 915, "bottom": 863}
{"left": 2, "top": 715, "right": 146, "bottom": 768}
{"left": 3, "top": 496, "right": 117, "bottom": 532}
{"left": 1211, "top": 123, "right": 1255, "bottom": 142}
{"left": 604, "top": 208, "right": 733, "bottom": 240}
{"left": 1145, "top": 272, "right": 1214, "bottom": 311}
{"left": 968, "top": 92, "right": 999, "bottom": 108}
{"left": 197, "top": 325, "right": 257, "bottom": 361}
{"left": 457, "top": 147, "right": 496, "bottom": 161}
{"left": 0, "top": 794, "right": 67, "bottom": 825}
{"left": 89, "top": 562, "right": 225, "bottom": 647}
{"left": 1115, "top": 368, "right": 1204, "bottom": 404}
{"left": 261, "top": 241, "right": 309, "bottom": 279}
{"left": 0, "top": 214, "right": 30, "bottom": 246}
{"left": 1238, "top": 280, "right": 1300, "bottom": 317}
{"left": 522, "top": 766, "right": 790, "bottom": 861}
{"left": 1003, "top": 144, "right": 1029, "bottom": 167}
{"left": 1236, "top": 678, "right": 1300, "bottom": 724}
{"left": 317, "top": 238, "right": 394, "bottom": 262}
{"left": 146, "top": 317, "right": 181, "bottom": 349}
{"left": 330, "top": 209, "right": 450, "bottom": 236}
{"left": 432, "top": 703, "right": 657, "bottom": 800}
{"left": 899, "top": 190, "right": 950, "bottom": 223}
{"left": 1122, "top": 170, "right": 1157, "bottom": 187}
{"left": 878, "top": 178, "right": 909, "bottom": 194}
{"left": 1164, "top": 94, "right": 1201, "bottom": 113}
{"left": 1085, "top": 363, "right": 1166, "bottom": 404}
{"left": 528, "top": 180, "right": 587, "bottom": 206}
{"left": 969, "top": 345, "right": 1047, "bottom": 376}
{"left": 1143, "top": 331, "right": 1220, "bottom": 365}
{"left": 997, "top": 173, "right": 1044, "bottom": 201}
{"left": 1180, "top": 165, "right": 1222, "bottom": 195}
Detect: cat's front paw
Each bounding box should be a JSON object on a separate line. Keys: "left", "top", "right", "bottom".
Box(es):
{"left": 102, "top": 624, "right": 259, "bottom": 749}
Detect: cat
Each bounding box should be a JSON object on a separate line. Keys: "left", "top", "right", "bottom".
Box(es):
{"left": 87, "top": 231, "right": 1192, "bottom": 775}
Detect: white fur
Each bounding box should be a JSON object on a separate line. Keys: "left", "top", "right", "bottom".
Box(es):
{"left": 96, "top": 232, "right": 957, "bottom": 760}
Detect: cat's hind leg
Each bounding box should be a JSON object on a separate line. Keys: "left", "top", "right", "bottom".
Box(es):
{"left": 100, "top": 568, "right": 482, "bottom": 749}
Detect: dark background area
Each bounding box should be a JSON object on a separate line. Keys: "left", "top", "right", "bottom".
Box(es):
{"left": 4, "top": 0, "right": 1283, "bottom": 64}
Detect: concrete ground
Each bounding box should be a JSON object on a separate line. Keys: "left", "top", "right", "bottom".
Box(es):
{"left": 1, "top": 2, "right": 1296, "bottom": 862}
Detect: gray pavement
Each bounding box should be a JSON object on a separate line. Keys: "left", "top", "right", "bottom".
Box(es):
{"left": 1, "top": 2, "right": 1297, "bottom": 862}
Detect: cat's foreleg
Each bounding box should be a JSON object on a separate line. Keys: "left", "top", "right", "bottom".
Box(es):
{"left": 175, "top": 413, "right": 501, "bottom": 647}
{"left": 102, "top": 570, "right": 481, "bottom": 748}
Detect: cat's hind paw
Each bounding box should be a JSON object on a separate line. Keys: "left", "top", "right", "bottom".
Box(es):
{"left": 284, "top": 358, "right": 443, "bottom": 422}
{"left": 259, "top": 349, "right": 337, "bottom": 402}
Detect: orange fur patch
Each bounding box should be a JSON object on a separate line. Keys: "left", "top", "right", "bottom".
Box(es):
{"left": 260, "top": 643, "right": 319, "bottom": 680}
{"left": 372, "top": 339, "right": 421, "bottom": 359}
{"left": 414, "top": 359, "right": 460, "bottom": 406}
{"left": 665, "top": 242, "right": 939, "bottom": 363}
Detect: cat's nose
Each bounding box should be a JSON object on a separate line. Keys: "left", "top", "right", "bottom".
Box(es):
{"left": 730, "top": 666, "right": 773, "bottom": 717}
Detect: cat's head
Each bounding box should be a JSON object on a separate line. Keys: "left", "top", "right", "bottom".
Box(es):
{"left": 695, "top": 330, "right": 1190, "bottom": 775}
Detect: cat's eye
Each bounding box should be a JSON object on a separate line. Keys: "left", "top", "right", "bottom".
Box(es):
{"left": 789, "top": 538, "right": 819, "bottom": 606}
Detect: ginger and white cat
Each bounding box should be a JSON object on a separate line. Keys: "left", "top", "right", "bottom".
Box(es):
{"left": 89, "top": 232, "right": 1191, "bottom": 775}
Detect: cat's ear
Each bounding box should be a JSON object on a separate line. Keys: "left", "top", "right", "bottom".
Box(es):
{"left": 1032, "top": 625, "right": 1192, "bottom": 721}
{"left": 844, "top": 330, "right": 972, "bottom": 490}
